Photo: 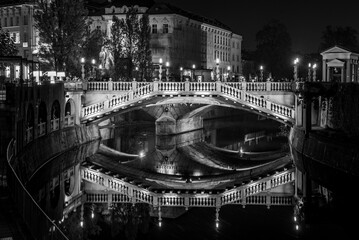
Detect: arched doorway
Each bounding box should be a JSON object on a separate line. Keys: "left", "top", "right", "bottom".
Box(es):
{"left": 38, "top": 101, "right": 47, "bottom": 136}
{"left": 64, "top": 99, "right": 76, "bottom": 127}
{"left": 50, "top": 100, "right": 61, "bottom": 131}
{"left": 26, "top": 104, "right": 34, "bottom": 143}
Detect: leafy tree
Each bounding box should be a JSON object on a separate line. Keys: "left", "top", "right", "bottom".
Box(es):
{"left": 319, "top": 25, "right": 359, "bottom": 52}
{"left": 255, "top": 19, "right": 292, "bottom": 79}
{"left": 107, "top": 7, "right": 152, "bottom": 81}
{"left": 0, "top": 26, "right": 18, "bottom": 56}
{"left": 34, "top": 0, "right": 88, "bottom": 73}
{"left": 136, "top": 13, "right": 152, "bottom": 81}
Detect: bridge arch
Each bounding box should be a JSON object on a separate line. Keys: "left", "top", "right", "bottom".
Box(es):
{"left": 51, "top": 100, "right": 61, "bottom": 131}
{"left": 38, "top": 101, "right": 47, "bottom": 136}
{"left": 65, "top": 98, "right": 76, "bottom": 116}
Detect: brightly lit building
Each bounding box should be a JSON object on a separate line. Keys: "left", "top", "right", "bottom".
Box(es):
{"left": 88, "top": 0, "right": 242, "bottom": 81}
{"left": 0, "top": 0, "right": 39, "bottom": 81}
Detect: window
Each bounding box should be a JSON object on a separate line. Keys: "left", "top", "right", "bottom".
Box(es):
{"left": 10, "top": 32, "right": 20, "bottom": 43}
{"left": 163, "top": 24, "right": 169, "bottom": 33}
{"left": 152, "top": 24, "right": 157, "bottom": 34}
{"left": 23, "top": 32, "right": 28, "bottom": 42}
{"left": 10, "top": 17, "right": 13, "bottom": 26}
{"left": 16, "top": 16, "right": 19, "bottom": 25}
{"left": 23, "top": 15, "right": 28, "bottom": 25}
{"left": 4, "top": 17, "right": 7, "bottom": 27}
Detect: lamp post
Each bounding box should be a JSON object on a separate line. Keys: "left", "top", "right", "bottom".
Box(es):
{"left": 80, "top": 57, "right": 85, "bottom": 80}
{"left": 180, "top": 67, "right": 183, "bottom": 82}
{"left": 308, "top": 63, "right": 312, "bottom": 81}
{"left": 312, "top": 64, "right": 317, "bottom": 82}
{"left": 99, "top": 64, "right": 103, "bottom": 79}
{"left": 135, "top": 66, "right": 139, "bottom": 81}
{"left": 216, "top": 58, "right": 220, "bottom": 81}
{"left": 293, "top": 58, "right": 299, "bottom": 81}
{"left": 159, "top": 58, "right": 163, "bottom": 81}
{"left": 227, "top": 66, "right": 231, "bottom": 82}
{"left": 165, "top": 61, "right": 170, "bottom": 81}
{"left": 91, "top": 59, "right": 96, "bottom": 79}
{"left": 259, "top": 65, "right": 264, "bottom": 82}
{"left": 192, "top": 64, "right": 196, "bottom": 81}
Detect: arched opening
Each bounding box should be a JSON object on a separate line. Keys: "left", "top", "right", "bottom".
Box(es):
{"left": 25, "top": 104, "right": 34, "bottom": 143}
{"left": 64, "top": 99, "right": 76, "bottom": 127}
{"left": 38, "top": 101, "right": 47, "bottom": 136}
{"left": 50, "top": 100, "right": 61, "bottom": 131}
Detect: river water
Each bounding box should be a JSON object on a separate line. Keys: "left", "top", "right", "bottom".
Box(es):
{"left": 26, "top": 109, "right": 352, "bottom": 239}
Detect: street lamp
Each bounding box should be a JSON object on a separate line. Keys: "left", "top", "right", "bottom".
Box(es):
{"left": 308, "top": 63, "right": 311, "bottom": 81}
{"left": 227, "top": 66, "right": 231, "bottom": 82}
{"left": 312, "top": 64, "right": 317, "bottom": 82}
{"left": 293, "top": 58, "right": 299, "bottom": 81}
{"left": 180, "top": 67, "right": 183, "bottom": 82}
{"left": 165, "top": 61, "right": 170, "bottom": 81}
{"left": 192, "top": 64, "right": 196, "bottom": 81}
{"left": 91, "top": 59, "right": 96, "bottom": 79}
{"left": 259, "top": 65, "right": 264, "bottom": 82}
{"left": 216, "top": 58, "right": 220, "bottom": 81}
{"left": 80, "top": 57, "right": 85, "bottom": 80}
{"left": 159, "top": 58, "right": 163, "bottom": 81}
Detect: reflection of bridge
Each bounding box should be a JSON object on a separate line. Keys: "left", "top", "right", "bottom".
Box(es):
{"left": 77, "top": 81, "right": 295, "bottom": 124}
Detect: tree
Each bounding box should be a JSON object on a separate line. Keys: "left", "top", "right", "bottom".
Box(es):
{"left": 0, "top": 26, "right": 18, "bottom": 56}
{"left": 34, "top": 0, "right": 88, "bottom": 73}
{"left": 255, "top": 19, "right": 292, "bottom": 79}
{"left": 107, "top": 7, "right": 152, "bottom": 81}
{"left": 136, "top": 13, "right": 152, "bottom": 81}
{"left": 319, "top": 25, "right": 359, "bottom": 52}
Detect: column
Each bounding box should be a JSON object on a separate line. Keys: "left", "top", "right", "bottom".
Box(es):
{"left": 303, "top": 96, "right": 312, "bottom": 135}
{"left": 346, "top": 60, "right": 351, "bottom": 82}
{"left": 322, "top": 60, "right": 326, "bottom": 82}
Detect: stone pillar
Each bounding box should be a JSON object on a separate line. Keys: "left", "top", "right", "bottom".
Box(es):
{"left": 346, "top": 60, "right": 351, "bottom": 82}
{"left": 322, "top": 60, "right": 326, "bottom": 82}
{"left": 319, "top": 97, "right": 328, "bottom": 128}
{"left": 303, "top": 97, "right": 312, "bottom": 135}
{"left": 326, "top": 66, "right": 330, "bottom": 82}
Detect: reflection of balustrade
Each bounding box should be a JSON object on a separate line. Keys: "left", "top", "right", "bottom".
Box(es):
{"left": 37, "top": 122, "right": 46, "bottom": 137}
{"left": 50, "top": 118, "right": 60, "bottom": 132}
{"left": 25, "top": 127, "right": 33, "bottom": 144}
{"left": 81, "top": 167, "right": 295, "bottom": 208}
{"left": 64, "top": 115, "right": 75, "bottom": 127}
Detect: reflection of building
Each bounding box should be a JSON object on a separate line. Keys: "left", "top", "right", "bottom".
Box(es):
{"left": 321, "top": 46, "right": 359, "bottom": 82}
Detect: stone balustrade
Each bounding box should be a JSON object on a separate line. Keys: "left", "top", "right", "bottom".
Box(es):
{"left": 82, "top": 81, "right": 293, "bottom": 93}
{"left": 81, "top": 81, "right": 296, "bottom": 123}
{"left": 81, "top": 167, "right": 295, "bottom": 208}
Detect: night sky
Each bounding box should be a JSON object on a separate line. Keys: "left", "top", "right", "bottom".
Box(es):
{"left": 159, "top": 0, "right": 359, "bottom": 53}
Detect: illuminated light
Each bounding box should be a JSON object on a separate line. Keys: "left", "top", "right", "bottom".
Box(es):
{"left": 312, "top": 63, "right": 317, "bottom": 69}
{"left": 240, "top": 148, "right": 243, "bottom": 154}
{"left": 159, "top": 58, "right": 163, "bottom": 64}
{"left": 91, "top": 59, "right": 96, "bottom": 65}
{"left": 250, "top": 107, "right": 253, "bottom": 110}
{"left": 294, "top": 216, "right": 297, "bottom": 222}
{"left": 216, "top": 58, "right": 220, "bottom": 64}
{"left": 139, "top": 151, "right": 145, "bottom": 158}
{"left": 80, "top": 221, "right": 83, "bottom": 227}
{"left": 216, "top": 222, "right": 219, "bottom": 228}
{"left": 295, "top": 225, "right": 299, "bottom": 231}
{"left": 81, "top": 57, "right": 85, "bottom": 63}
{"left": 91, "top": 212, "right": 94, "bottom": 219}
{"left": 159, "top": 221, "right": 162, "bottom": 227}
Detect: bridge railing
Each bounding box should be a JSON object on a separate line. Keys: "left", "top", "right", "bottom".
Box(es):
{"left": 84, "top": 81, "right": 293, "bottom": 93}
{"left": 81, "top": 81, "right": 295, "bottom": 122}
{"left": 81, "top": 167, "right": 294, "bottom": 208}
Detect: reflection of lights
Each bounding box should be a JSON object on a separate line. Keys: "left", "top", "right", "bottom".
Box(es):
{"left": 193, "top": 171, "right": 202, "bottom": 177}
